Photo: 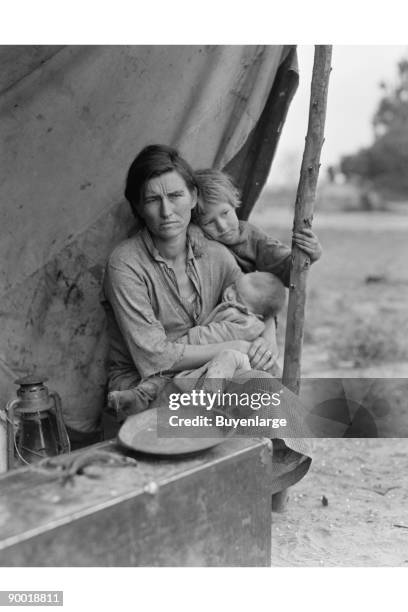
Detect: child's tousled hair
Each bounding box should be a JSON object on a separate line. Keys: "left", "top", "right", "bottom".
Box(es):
{"left": 193, "top": 169, "right": 241, "bottom": 220}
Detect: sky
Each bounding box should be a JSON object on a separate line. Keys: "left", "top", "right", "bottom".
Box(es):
{"left": 269, "top": 45, "right": 408, "bottom": 186}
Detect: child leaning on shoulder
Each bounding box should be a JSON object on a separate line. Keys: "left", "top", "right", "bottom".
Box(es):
{"left": 193, "top": 168, "right": 322, "bottom": 283}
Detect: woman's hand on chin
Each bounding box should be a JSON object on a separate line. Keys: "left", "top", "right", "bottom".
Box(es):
{"left": 248, "top": 337, "right": 278, "bottom": 371}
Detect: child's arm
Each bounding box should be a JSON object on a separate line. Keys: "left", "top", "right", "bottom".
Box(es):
{"left": 233, "top": 222, "right": 322, "bottom": 287}
{"left": 243, "top": 223, "right": 292, "bottom": 286}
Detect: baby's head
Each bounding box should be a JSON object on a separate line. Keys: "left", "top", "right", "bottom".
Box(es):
{"left": 224, "top": 272, "right": 286, "bottom": 318}
{"left": 193, "top": 169, "right": 241, "bottom": 245}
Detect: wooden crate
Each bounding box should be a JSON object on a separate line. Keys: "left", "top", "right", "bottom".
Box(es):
{"left": 0, "top": 438, "right": 271, "bottom": 566}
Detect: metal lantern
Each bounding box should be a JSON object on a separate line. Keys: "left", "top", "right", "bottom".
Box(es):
{"left": 5, "top": 376, "right": 70, "bottom": 470}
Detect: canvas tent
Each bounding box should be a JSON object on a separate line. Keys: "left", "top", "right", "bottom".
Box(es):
{"left": 0, "top": 45, "right": 298, "bottom": 434}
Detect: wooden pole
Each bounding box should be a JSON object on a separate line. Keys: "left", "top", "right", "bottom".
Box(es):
{"left": 273, "top": 46, "right": 332, "bottom": 513}
{"left": 282, "top": 45, "right": 333, "bottom": 395}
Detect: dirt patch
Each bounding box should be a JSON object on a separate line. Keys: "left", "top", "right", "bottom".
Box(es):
{"left": 272, "top": 438, "right": 408, "bottom": 566}
{"left": 249, "top": 203, "right": 408, "bottom": 565}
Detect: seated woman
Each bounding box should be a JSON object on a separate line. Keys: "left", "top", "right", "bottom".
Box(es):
{"left": 102, "top": 144, "right": 312, "bottom": 496}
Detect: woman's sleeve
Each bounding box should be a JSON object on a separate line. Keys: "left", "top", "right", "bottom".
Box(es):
{"left": 104, "top": 262, "right": 185, "bottom": 378}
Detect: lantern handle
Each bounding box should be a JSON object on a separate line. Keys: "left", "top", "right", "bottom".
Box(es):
{"left": 5, "top": 398, "right": 20, "bottom": 470}
{"left": 49, "top": 391, "right": 71, "bottom": 455}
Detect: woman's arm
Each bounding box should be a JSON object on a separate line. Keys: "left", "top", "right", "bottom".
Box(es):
{"left": 104, "top": 262, "right": 187, "bottom": 378}
{"left": 170, "top": 340, "right": 250, "bottom": 372}
{"left": 179, "top": 306, "right": 265, "bottom": 345}
{"left": 246, "top": 316, "right": 279, "bottom": 371}
{"left": 169, "top": 239, "right": 252, "bottom": 370}
{"left": 104, "top": 254, "right": 250, "bottom": 377}
{"left": 261, "top": 316, "right": 279, "bottom": 356}
{"left": 175, "top": 317, "right": 278, "bottom": 372}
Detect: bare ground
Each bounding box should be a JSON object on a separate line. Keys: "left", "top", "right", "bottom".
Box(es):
{"left": 251, "top": 199, "right": 408, "bottom": 566}
{"left": 272, "top": 438, "right": 408, "bottom": 566}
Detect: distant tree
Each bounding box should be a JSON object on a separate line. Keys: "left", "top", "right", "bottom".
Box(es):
{"left": 340, "top": 58, "right": 408, "bottom": 198}
{"left": 373, "top": 59, "right": 408, "bottom": 136}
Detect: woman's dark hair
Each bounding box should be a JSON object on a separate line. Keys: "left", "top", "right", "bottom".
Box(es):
{"left": 124, "top": 144, "right": 197, "bottom": 220}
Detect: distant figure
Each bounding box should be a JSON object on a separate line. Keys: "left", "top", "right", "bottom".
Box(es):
{"left": 360, "top": 186, "right": 384, "bottom": 211}
{"left": 327, "top": 165, "right": 336, "bottom": 183}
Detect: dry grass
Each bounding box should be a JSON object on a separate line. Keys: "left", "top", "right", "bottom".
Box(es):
{"left": 329, "top": 314, "right": 408, "bottom": 367}
{"left": 251, "top": 186, "right": 408, "bottom": 374}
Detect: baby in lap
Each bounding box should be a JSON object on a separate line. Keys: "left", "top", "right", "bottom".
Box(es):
{"left": 107, "top": 270, "right": 285, "bottom": 419}
{"left": 184, "top": 270, "right": 285, "bottom": 344}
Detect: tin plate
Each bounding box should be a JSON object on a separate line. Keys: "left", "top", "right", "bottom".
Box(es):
{"left": 118, "top": 407, "right": 234, "bottom": 456}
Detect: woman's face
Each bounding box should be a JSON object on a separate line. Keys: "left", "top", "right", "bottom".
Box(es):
{"left": 140, "top": 171, "right": 197, "bottom": 240}
{"left": 198, "top": 201, "right": 240, "bottom": 245}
